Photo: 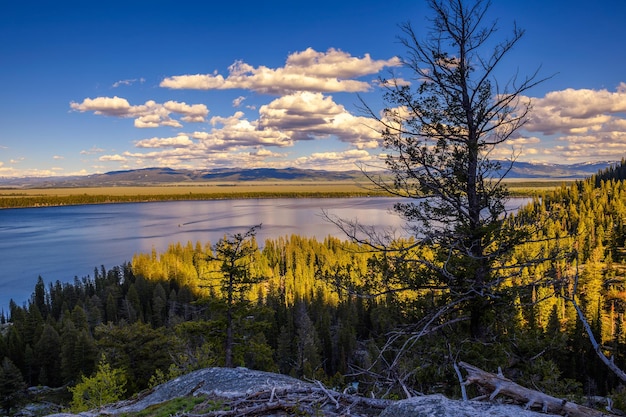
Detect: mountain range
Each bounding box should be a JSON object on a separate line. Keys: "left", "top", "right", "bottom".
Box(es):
{"left": 0, "top": 161, "right": 618, "bottom": 188}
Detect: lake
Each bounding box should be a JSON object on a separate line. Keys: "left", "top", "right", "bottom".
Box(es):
{"left": 0, "top": 197, "right": 530, "bottom": 311}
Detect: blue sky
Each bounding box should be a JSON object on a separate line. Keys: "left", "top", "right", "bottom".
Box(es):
{"left": 1, "top": 0, "right": 625, "bottom": 177}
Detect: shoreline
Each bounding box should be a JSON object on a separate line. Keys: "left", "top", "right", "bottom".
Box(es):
{"left": 0, "top": 180, "right": 566, "bottom": 209}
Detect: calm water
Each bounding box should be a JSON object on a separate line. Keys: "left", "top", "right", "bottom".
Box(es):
{"left": 0, "top": 197, "right": 529, "bottom": 310}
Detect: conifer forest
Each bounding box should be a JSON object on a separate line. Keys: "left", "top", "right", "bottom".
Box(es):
{"left": 2, "top": 0, "right": 626, "bottom": 413}
{"left": 1, "top": 163, "right": 626, "bottom": 410}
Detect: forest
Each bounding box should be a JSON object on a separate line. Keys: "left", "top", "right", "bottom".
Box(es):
{"left": 2, "top": 1, "right": 626, "bottom": 414}
{"left": 1, "top": 161, "right": 626, "bottom": 412}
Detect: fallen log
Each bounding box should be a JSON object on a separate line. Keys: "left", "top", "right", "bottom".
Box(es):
{"left": 459, "top": 361, "right": 612, "bottom": 417}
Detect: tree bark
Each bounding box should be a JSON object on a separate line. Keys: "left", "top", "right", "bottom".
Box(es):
{"left": 459, "top": 362, "right": 611, "bottom": 417}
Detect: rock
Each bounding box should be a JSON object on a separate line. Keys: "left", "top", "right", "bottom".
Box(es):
{"left": 43, "top": 367, "right": 314, "bottom": 416}
{"left": 379, "top": 394, "right": 558, "bottom": 417}
{"left": 45, "top": 368, "right": 568, "bottom": 417}
{"left": 111, "top": 367, "right": 312, "bottom": 414}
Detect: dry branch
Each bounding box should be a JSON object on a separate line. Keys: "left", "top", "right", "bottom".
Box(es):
{"left": 183, "top": 384, "right": 393, "bottom": 417}
{"left": 459, "top": 362, "right": 612, "bottom": 417}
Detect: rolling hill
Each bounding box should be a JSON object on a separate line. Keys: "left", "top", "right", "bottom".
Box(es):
{"left": 0, "top": 161, "right": 619, "bottom": 188}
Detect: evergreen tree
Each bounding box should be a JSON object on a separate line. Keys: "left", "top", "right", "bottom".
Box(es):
{"left": 294, "top": 301, "right": 322, "bottom": 378}
{"left": 151, "top": 283, "right": 167, "bottom": 327}
{"left": 34, "top": 323, "right": 61, "bottom": 386}
{"left": 95, "top": 321, "right": 177, "bottom": 393}
{"left": 0, "top": 357, "right": 27, "bottom": 414}
{"left": 208, "top": 225, "right": 265, "bottom": 367}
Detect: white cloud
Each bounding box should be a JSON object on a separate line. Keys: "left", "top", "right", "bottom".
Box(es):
{"left": 258, "top": 92, "right": 381, "bottom": 147}
{"left": 99, "top": 154, "right": 128, "bottom": 162}
{"left": 294, "top": 149, "right": 376, "bottom": 170}
{"left": 135, "top": 134, "right": 195, "bottom": 149}
{"left": 206, "top": 111, "right": 294, "bottom": 148}
{"left": 112, "top": 78, "right": 145, "bottom": 88}
{"left": 71, "top": 96, "right": 132, "bottom": 116}
{"left": 160, "top": 47, "right": 401, "bottom": 94}
{"left": 524, "top": 84, "right": 626, "bottom": 135}
{"left": 249, "top": 148, "right": 285, "bottom": 158}
{"left": 520, "top": 83, "right": 626, "bottom": 161}
{"left": 85, "top": 90, "right": 390, "bottom": 171}
{"left": 163, "top": 101, "right": 209, "bottom": 122}
{"left": 232, "top": 96, "right": 246, "bottom": 107}
{"left": 80, "top": 147, "right": 105, "bottom": 155}
{"left": 70, "top": 97, "right": 209, "bottom": 128}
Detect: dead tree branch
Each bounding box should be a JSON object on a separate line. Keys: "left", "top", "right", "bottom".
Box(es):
{"left": 460, "top": 362, "right": 612, "bottom": 417}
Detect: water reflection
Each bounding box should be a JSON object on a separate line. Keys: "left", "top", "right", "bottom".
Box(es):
{"left": 0, "top": 197, "right": 530, "bottom": 309}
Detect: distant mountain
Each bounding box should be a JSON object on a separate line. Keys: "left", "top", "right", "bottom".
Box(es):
{"left": 0, "top": 167, "right": 368, "bottom": 188}
{"left": 498, "top": 160, "right": 619, "bottom": 179}
{"left": 0, "top": 161, "right": 619, "bottom": 188}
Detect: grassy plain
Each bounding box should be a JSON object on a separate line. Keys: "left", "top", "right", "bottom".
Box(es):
{"left": 0, "top": 181, "right": 374, "bottom": 196}
{"left": 0, "top": 179, "right": 572, "bottom": 208}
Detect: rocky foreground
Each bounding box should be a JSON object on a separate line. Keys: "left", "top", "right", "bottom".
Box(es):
{"left": 40, "top": 366, "right": 613, "bottom": 417}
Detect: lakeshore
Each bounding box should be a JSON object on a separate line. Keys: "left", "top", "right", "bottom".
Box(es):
{"left": 0, "top": 179, "right": 568, "bottom": 209}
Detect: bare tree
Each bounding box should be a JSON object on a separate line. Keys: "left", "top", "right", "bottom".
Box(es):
{"left": 326, "top": 0, "right": 550, "bottom": 392}
{"left": 345, "top": 0, "right": 546, "bottom": 333}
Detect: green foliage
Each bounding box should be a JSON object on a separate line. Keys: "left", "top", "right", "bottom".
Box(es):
{"left": 362, "top": 0, "right": 544, "bottom": 344}
{"left": 515, "top": 358, "right": 583, "bottom": 399}
{"left": 129, "top": 395, "right": 222, "bottom": 417}
{"left": 0, "top": 189, "right": 389, "bottom": 209}
{"left": 95, "top": 322, "right": 179, "bottom": 393}
{"left": 68, "top": 355, "right": 127, "bottom": 412}
{"left": 0, "top": 356, "right": 27, "bottom": 413}
{"left": 3, "top": 161, "right": 626, "bottom": 403}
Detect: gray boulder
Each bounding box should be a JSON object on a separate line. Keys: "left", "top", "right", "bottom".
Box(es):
{"left": 379, "top": 394, "right": 558, "bottom": 417}
{"left": 108, "top": 367, "right": 313, "bottom": 414}
{"left": 45, "top": 367, "right": 313, "bottom": 416}
{"left": 46, "top": 368, "right": 568, "bottom": 417}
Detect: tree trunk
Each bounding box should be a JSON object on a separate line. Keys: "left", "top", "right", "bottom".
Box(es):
{"left": 225, "top": 272, "right": 234, "bottom": 368}
{"left": 459, "top": 362, "right": 611, "bottom": 417}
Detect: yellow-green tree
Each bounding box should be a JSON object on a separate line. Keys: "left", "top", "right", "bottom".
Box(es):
{"left": 69, "top": 355, "right": 127, "bottom": 412}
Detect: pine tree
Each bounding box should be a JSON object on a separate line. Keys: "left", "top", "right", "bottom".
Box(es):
{"left": 0, "top": 357, "right": 27, "bottom": 414}
{"left": 294, "top": 301, "right": 322, "bottom": 378}
{"left": 208, "top": 225, "right": 265, "bottom": 367}
{"left": 34, "top": 323, "right": 61, "bottom": 386}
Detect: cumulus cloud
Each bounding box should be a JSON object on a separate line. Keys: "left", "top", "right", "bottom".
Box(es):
{"left": 521, "top": 83, "right": 626, "bottom": 161}
{"left": 160, "top": 47, "right": 401, "bottom": 94}
{"left": 249, "top": 148, "right": 285, "bottom": 158}
{"left": 258, "top": 92, "right": 381, "bottom": 147}
{"left": 135, "top": 134, "right": 195, "bottom": 149}
{"left": 99, "top": 154, "right": 128, "bottom": 162}
{"left": 294, "top": 149, "right": 377, "bottom": 170}
{"left": 90, "top": 90, "right": 390, "bottom": 171}
{"left": 524, "top": 84, "right": 626, "bottom": 135}
{"left": 205, "top": 111, "right": 294, "bottom": 148}
{"left": 114, "top": 145, "right": 281, "bottom": 170}
{"left": 70, "top": 96, "right": 209, "bottom": 128}
{"left": 115, "top": 141, "right": 376, "bottom": 171}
